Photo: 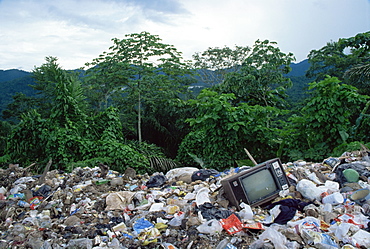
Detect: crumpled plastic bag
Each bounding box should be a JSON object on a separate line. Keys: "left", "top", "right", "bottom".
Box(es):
{"left": 168, "top": 211, "right": 185, "bottom": 227}
{"left": 329, "top": 222, "right": 355, "bottom": 241}
{"left": 238, "top": 202, "right": 253, "bottom": 221}
{"left": 249, "top": 227, "right": 287, "bottom": 249}
{"left": 350, "top": 229, "right": 370, "bottom": 248}
{"left": 105, "top": 191, "right": 136, "bottom": 210}
{"left": 145, "top": 174, "right": 167, "bottom": 188}
{"left": 133, "top": 217, "right": 154, "bottom": 234}
{"left": 33, "top": 184, "right": 52, "bottom": 198}
{"left": 191, "top": 169, "right": 219, "bottom": 181}
{"left": 196, "top": 219, "right": 223, "bottom": 234}
{"left": 165, "top": 167, "right": 199, "bottom": 183}
{"left": 197, "top": 202, "right": 235, "bottom": 221}
{"left": 195, "top": 187, "right": 211, "bottom": 206}
{"left": 296, "top": 179, "right": 324, "bottom": 201}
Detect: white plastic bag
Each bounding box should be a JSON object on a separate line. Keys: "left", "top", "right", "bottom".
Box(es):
{"left": 324, "top": 180, "right": 340, "bottom": 192}
{"left": 196, "top": 219, "right": 223, "bottom": 234}
{"left": 296, "top": 179, "right": 324, "bottom": 201}
{"left": 238, "top": 202, "right": 253, "bottom": 221}
{"left": 168, "top": 212, "right": 185, "bottom": 227}
{"left": 165, "top": 167, "right": 199, "bottom": 183}
{"left": 250, "top": 227, "right": 287, "bottom": 249}
{"left": 351, "top": 230, "right": 370, "bottom": 248}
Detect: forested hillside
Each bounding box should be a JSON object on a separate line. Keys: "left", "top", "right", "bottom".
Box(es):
{"left": 0, "top": 70, "right": 36, "bottom": 122}
{"left": 0, "top": 69, "right": 30, "bottom": 82}
{"left": 0, "top": 60, "right": 312, "bottom": 120}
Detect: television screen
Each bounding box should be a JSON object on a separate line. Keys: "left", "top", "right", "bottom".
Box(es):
{"left": 240, "top": 169, "right": 278, "bottom": 203}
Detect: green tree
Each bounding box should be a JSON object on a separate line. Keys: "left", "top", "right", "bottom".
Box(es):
{"left": 218, "top": 39, "right": 295, "bottom": 107}
{"left": 85, "top": 31, "right": 194, "bottom": 143}
{"left": 306, "top": 31, "right": 370, "bottom": 94}
{"left": 0, "top": 121, "right": 12, "bottom": 158}
{"left": 48, "top": 68, "right": 87, "bottom": 127}
{"left": 5, "top": 58, "right": 151, "bottom": 172}
{"left": 192, "top": 45, "right": 251, "bottom": 86}
{"left": 30, "top": 56, "right": 65, "bottom": 117}
{"left": 286, "top": 76, "right": 369, "bottom": 161}
{"left": 344, "top": 63, "right": 370, "bottom": 95}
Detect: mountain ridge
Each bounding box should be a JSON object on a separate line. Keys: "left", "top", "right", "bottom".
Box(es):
{"left": 0, "top": 59, "right": 311, "bottom": 120}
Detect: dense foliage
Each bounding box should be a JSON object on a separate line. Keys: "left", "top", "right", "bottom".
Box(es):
{"left": 176, "top": 90, "right": 286, "bottom": 170}
{"left": 285, "top": 76, "right": 369, "bottom": 161}
{"left": 1, "top": 31, "right": 369, "bottom": 173}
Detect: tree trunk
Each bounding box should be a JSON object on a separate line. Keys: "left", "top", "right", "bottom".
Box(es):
{"left": 138, "top": 81, "right": 142, "bottom": 143}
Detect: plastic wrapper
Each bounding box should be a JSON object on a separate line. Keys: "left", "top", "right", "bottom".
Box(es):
{"left": 105, "top": 191, "right": 136, "bottom": 211}
{"left": 133, "top": 217, "right": 154, "bottom": 234}
{"left": 301, "top": 230, "right": 339, "bottom": 249}
{"left": 220, "top": 214, "right": 243, "bottom": 235}
{"left": 336, "top": 213, "right": 370, "bottom": 229}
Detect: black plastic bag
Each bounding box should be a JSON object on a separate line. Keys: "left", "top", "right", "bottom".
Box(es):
{"left": 197, "top": 202, "right": 236, "bottom": 220}
{"left": 334, "top": 162, "right": 370, "bottom": 186}
{"left": 145, "top": 174, "right": 167, "bottom": 188}
{"left": 191, "top": 169, "right": 219, "bottom": 181}
{"left": 33, "top": 184, "right": 52, "bottom": 198}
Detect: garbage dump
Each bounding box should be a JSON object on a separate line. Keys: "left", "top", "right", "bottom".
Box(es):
{"left": 0, "top": 150, "right": 370, "bottom": 249}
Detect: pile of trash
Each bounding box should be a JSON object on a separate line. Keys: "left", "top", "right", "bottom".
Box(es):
{"left": 0, "top": 151, "right": 370, "bottom": 249}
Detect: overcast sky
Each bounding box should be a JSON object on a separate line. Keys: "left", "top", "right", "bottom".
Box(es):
{"left": 0, "top": 0, "right": 369, "bottom": 72}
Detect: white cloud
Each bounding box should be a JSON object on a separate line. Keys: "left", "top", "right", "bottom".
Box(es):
{"left": 0, "top": 0, "right": 369, "bottom": 71}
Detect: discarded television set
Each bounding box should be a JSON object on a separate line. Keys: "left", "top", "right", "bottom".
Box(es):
{"left": 221, "top": 158, "right": 290, "bottom": 209}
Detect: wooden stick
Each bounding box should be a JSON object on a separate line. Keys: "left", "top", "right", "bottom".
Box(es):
{"left": 39, "top": 158, "right": 52, "bottom": 184}
{"left": 244, "top": 148, "right": 257, "bottom": 165}
{"left": 24, "top": 162, "right": 36, "bottom": 170}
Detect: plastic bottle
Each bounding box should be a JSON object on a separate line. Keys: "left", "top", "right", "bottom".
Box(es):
{"left": 17, "top": 200, "right": 30, "bottom": 208}
{"left": 216, "top": 238, "right": 231, "bottom": 249}
{"left": 323, "top": 203, "right": 333, "bottom": 212}
{"left": 322, "top": 192, "right": 344, "bottom": 205}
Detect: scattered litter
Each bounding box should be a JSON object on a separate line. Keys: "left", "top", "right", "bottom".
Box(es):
{"left": 0, "top": 151, "right": 369, "bottom": 248}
